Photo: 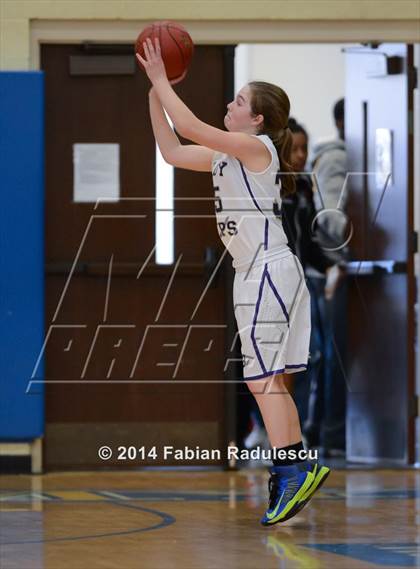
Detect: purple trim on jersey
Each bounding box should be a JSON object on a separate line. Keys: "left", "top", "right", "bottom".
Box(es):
{"left": 264, "top": 218, "right": 269, "bottom": 250}
{"left": 243, "top": 364, "right": 308, "bottom": 381}
{"left": 250, "top": 263, "right": 290, "bottom": 376}
{"left": 265, "top": 267, "right": 290, "bottom": 326}
{"left": 250, "top": 268, "right": 268, "bottom": 375}
{"left": 238, "top": 162, "right": 264, "bottom": 215}
{"left": 239, "top": 162, "right": 270, "bottom": 253}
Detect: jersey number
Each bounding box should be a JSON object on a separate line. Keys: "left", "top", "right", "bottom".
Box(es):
{"left": 214, "top": 186, "right": 223, "bottom": 212}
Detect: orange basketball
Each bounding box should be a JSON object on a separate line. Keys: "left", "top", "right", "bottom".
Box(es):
{"left": 135, "top": 21, "right": 194, "bottom": 82}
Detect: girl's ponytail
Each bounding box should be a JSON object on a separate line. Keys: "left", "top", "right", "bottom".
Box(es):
{"left": 248, "top": 81, "right": 296, "bottom": 199}
{"left": 273, "top": 127, "right": 296, "bottom": 198}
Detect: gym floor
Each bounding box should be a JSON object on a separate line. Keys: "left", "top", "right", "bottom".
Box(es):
{"left": 1, "top": 467, "right": 419, "bottom": 568}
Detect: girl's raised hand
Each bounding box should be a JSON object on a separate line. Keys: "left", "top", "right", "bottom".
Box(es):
{"left": 136, "top": 37, "right": 168, "bottom": 85}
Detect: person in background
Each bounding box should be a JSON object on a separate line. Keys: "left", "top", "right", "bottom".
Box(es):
{"left": 282, "top": 118, "right": 346, "bottom": 445}
{"left": 304, "top": 98, "right": 349, "bottom": 457}
{"left": 311, "top": 98, "right": 347, "bottom": 251}
{"left": 281, "top": 118, "right": 341, "bottom": 298}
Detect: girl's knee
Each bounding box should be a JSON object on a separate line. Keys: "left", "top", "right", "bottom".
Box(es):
{"left": 245, "top": 373, "right": 285, "bottom": 395}
{"left": 245, "top": 379, "right": 268, "bottom": 394}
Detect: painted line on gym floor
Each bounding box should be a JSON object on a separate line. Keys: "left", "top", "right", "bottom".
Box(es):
{"left": 0, "top": 499, "right": 176, "bottom": 545}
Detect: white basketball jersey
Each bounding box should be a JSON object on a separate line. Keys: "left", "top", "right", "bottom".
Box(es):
{"left": 211, "top": 134, "right": 291, "bottom": 271}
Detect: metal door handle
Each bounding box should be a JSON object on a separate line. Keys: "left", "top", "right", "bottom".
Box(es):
{"left": 345, "top": 260, "right": 407, "bottom": 275}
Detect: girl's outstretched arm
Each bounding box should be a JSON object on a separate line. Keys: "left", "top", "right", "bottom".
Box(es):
{"left": 137, "top": 38, "right": 270, "bottom": 168}
{"left": 149, "top": 87, "right": 214, "bottom": 172}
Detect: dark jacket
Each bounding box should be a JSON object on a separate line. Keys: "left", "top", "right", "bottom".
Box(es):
{"left": 280, "top": 174, "right": 334, "bottom": 274}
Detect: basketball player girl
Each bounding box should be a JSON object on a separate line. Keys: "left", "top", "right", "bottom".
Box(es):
{"left": 137, "top": 38, "right": 330, "bottom": 526}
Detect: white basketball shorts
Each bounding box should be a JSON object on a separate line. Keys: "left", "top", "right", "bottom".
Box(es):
{"left": 233, "top": 253, "right": 311, "bottom": 381}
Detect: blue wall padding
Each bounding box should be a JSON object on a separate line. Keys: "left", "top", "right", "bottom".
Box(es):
{"left": 0, "top": 72, "right": 45, "bottom": 439}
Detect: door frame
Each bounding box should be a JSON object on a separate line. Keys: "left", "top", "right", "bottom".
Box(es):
{"left": 30, "top": 20, "right": 420, "bottom": 70}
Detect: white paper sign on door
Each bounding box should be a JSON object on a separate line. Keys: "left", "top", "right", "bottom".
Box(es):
{"left": 73, "top": 143, "right": 120, "bottom": 203}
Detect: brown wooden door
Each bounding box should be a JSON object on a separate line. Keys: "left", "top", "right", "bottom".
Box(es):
{"left": 345, "top": 44, "right": 416, "bottom": 464}
{"left": 41, "top": 43, "right": 236, "bottom": 470}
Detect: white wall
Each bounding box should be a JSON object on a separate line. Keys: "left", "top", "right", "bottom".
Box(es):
{"left": 235, "top": 43, "right": 353, "bottom": 149}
